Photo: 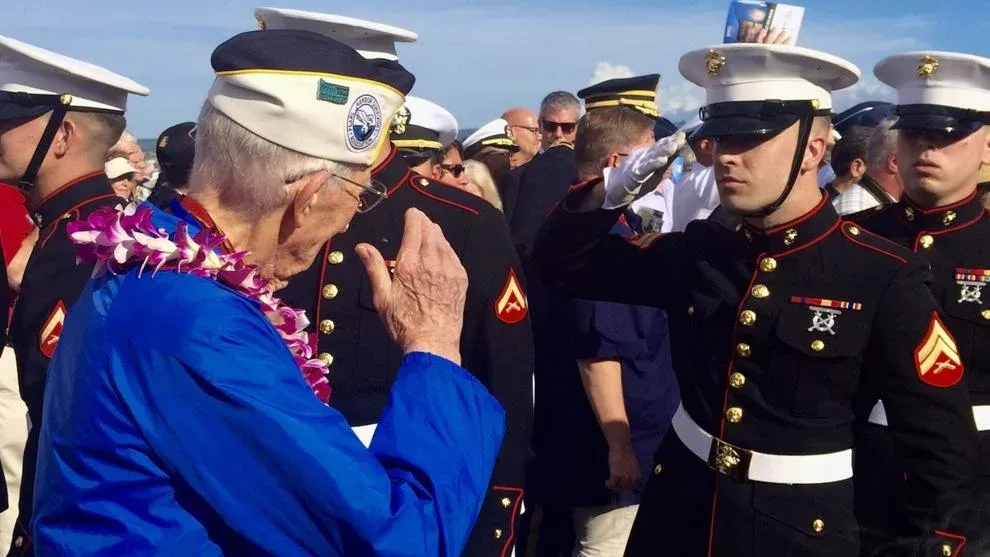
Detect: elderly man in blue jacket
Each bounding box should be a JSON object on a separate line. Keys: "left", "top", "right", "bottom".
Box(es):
{"left": 21, "top": 29, "right": 504, "bottom": 556}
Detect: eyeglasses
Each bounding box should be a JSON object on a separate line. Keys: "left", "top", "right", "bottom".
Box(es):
{"left": 509, "top": 124, "right": 540, "bottom": 136}
{"left": 331, "top": 173, "right": 387, "bottom": 213}
{"left": 540, "top": 119, "right": 577, "bottom": 134}
{"left": 440, "top": 163, "right": 465, "bottom": 178}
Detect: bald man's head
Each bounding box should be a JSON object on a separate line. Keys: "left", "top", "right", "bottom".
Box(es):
{"left": 502, "top": 107, "right": 541, "bottom": 160}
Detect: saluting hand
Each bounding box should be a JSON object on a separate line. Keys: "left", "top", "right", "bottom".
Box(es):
{"left": 602, "top": 132, "right": 686, "bottom": 209}
{"left": 356, "top": 208, "right": 467, "bottom": 365}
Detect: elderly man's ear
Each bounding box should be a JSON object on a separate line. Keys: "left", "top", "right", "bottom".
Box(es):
{"left": 288, "top": 170, "right": 330, "bottom": 226}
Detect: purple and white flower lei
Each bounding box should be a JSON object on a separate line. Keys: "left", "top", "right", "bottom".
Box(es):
{"left": 67, "top": 203, "right": 331, "bottom": 405}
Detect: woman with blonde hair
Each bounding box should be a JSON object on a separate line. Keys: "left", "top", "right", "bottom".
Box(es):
{"left": 462, "top": 159, "right": 503, "bottom": 212}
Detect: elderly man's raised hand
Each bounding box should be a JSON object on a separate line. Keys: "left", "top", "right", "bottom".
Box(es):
{"left": 356, "top": 208, "right": 467, "bottom": 365}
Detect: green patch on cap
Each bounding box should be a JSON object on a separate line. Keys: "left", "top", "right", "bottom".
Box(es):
{"left": 317, "top": 79, "right": 350, "bottom": 105}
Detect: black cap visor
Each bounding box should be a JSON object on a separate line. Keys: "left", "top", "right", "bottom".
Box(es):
{"left": 692, "top": 100, "right": 823, "bottom": 141}
{"left": 893, "top": 104, "right": 989, "bottom": 135}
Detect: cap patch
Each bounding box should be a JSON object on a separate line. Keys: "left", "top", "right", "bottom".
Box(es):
{"left": 317, "top": 79, "right": 350, "bottom": 105}
{"left": 158, "top": 135, "right": 169, "bottom": 148}
{"left": 914, "top": 312, "right": 963, "bottom": 388}
{"left": 39, "top": 300, "right": 67, "bottom": 359}
{"left": 495, "top": 269, "right": 528, "bottom": 324}
{"left": 705, "top": 49, "right": 726, "bottom": 76}
{"left": 346, "top": 94, "right": 383, "bottom": 152}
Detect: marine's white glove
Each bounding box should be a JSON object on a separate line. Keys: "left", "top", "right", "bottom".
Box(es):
{"left": 601, "top": 132, "right": 686, "bottom": 209}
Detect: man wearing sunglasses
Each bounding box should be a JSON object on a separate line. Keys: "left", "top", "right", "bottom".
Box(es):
{"left": 259, "top": 9, "right": 534, "bottom": 557}
{"left": 848, "top": 51, "right": 990, "bottom": 555}
{"left": 0, "top": 34, "right": 149, "bottom": 555}
{"left": 539, "top": 91, "right": 581, "bottom": 151}
{"left": 531, "top": 43, "right": 975, "bottom": 557}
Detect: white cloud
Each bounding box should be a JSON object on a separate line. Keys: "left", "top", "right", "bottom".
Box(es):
{"left": 587, "top": 62, "right": 635, "bottom": 86}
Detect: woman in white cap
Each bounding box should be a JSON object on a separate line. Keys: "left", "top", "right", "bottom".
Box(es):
{"left": 104, "top": 156, "right": 139, "bottom": 200}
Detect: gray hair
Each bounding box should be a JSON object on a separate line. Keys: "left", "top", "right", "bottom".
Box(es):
{"left": 188, "top": 102, "right": 359, "bottom": 217}
{"left": 539, "top": 91, "right": 581, "bottom": 119}
{"left": 866, "top": 117, "right": 898, "bottom": 170}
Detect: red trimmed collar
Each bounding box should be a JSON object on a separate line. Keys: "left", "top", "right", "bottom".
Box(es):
{"left": 738, "top": 193, "right": 840, "bottom": 256}
{"left": 898, "top": 189, "right": 984, "bottom": 232}
{"left": 32, "top": 171, "right": 115, "bottom": 228}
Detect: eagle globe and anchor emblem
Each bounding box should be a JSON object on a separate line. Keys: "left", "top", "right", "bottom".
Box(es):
{"left": 346, "top": 94, "right": 384, "bottom": 152}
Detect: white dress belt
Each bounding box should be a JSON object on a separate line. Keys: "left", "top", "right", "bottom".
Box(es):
{"left": 868, "top": 401, "right": 990, "bottom": 431}
{"left": 671, "top": 404, "right": 854, "bottom": 485}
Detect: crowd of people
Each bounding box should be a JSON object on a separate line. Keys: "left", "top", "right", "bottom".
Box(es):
{"left": 0, "top": 5, "right": 988, "bottom": 557}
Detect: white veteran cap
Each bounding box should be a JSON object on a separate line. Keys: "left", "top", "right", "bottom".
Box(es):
{"left": 463, "top": 118, "right": 519, "bottom": 159}
{"left": 254, "top": 7, "right": 417, "bottom": 61}
{"left": 206, "top": 29, "right": 413, "bottom": 167}
{"left": 0, "top": 34, "right": 149, "bottom": 118}
{"left": 390, "top": 96, "right": 458, "bottom": 152}
{"left": 105, "top": 157, "right": 138, "bottom": 180}
{"left": 679, "top": 43, "right": 859, "bottom": 139}
{"left": 874, "top": 51, "right": 990, "bottom": 134}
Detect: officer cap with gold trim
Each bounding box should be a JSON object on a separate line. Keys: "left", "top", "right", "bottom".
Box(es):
{"left": 390, "top": 96, "right": 458, "bottom": 154}
{"left": 0, "top": 34, "right": 149, "bottom": 122}
{"left": 874, "top": 51, "right": 990, "bottom": 134}
{"left": 254, "top": 7, "right": 417, "bottom": 61}
{"left": 463, "top": 118, "right": 519, "bottom": 159}
{"left": 207, "top": 29, "right": 414, "bottom": 166}
{"left": 679, "top": 43, "right": 859, "bottom": 139}
{"left": 577, "top": 74, "right": 661, "bottom": 119}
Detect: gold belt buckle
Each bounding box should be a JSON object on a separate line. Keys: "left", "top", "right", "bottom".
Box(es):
{"left": 706, "top": 437, "right": 752, "bottom": 482}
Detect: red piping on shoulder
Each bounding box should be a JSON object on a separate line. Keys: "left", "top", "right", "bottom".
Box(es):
{"left": 409, "top": 178, "right": 479, "bottom": 216}
{"left": 841, "top": 224, "right": 908, "bottom": 264}
{"left": 35, "top": 170, "right": 104, "bottom": 207}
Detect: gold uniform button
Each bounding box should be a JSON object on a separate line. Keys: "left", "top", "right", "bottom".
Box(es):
{"left": 751, "top": 284, "right": 770, "bottom": 299}
{"left": 919, "top": 234, "right": 934, "bottom": 249}
{"left": 319, "top": 353, "right": 334, "bottom": 366}
{"left": 942, "top": 543, "right": 953, "bottom": 556}
{"left": 321, "top": 284, "right": 339, "bottom": 299}
{"left": 14, "top": 537, "right": 23, "bottom": 548}
{"left": 736, "top": 343, "right": 751, "bottom": 358}
{"left": 494, "top": 529, "right": 503, "bottom": 539}
{"left": 811, "top": 340, "right": 825, "bottom": 352}
{"left": 687, "top": 305, "right": 695, "bottom": 316}
{"left": 319, "top": 319, "right": 335, "bottom": 335}
{"left": 812, "top": 519, "right": 825, "bottom": 533}
{"left": 328, "top": 250, "right": 345, "bottom": 264}
{"left": 738, "top": 310, "right": 757, "bottom": 326}
{"left": 501, "top": 497, "right": 512, "bottom": 508}
{"left": 759, "top": 257, "right": 777, "bottom": 272}
{"left": 653, "top": 464, "right": 663, "bottom": 475}
{"left": 847, "top": 225, "right": 860, "bottom": 236}
{"left": 729, "top": 372, "right": 746, "bottom": 389}
{"left": 982, "top": 310, "right": 990, "bottom": 321}
{"left": 726, "top": 407, "right": 743, "bottom": 423}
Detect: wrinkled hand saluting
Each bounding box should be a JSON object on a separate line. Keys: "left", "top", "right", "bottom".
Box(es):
{"left": 356, "top": 208, "right": 468, "bottom": 365}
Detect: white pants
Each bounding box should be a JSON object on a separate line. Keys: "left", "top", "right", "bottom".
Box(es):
{"left": 570, "top": 504, "right": 639, "bottom": 557}
{"left": 0, "top": 348, "right": 26, "bottom": 551}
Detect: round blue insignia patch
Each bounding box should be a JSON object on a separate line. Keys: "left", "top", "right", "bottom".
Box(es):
{"left": 346, "top": 94, "right": 383, "bottom": 152}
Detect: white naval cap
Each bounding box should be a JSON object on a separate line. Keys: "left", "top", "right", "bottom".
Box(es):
{"left": 391, "top": 96, "right": 458, "bottom": 152}
{"left": 105, "top": 157, "right": 138, "bottom": 180}
{"left": 679, "top": 44, "right": 859, "bottom": 139}
{"left": 254, "top": 7, "right": 417, "bottom": 61}
{"left": 0, "top": 34, "right": 149, "bottom": 117}
{"left": 463, "top": 118, "right": 519, "bottom": 159}
{"left": 874, "top": 51, "right": 990, "bottom": 133}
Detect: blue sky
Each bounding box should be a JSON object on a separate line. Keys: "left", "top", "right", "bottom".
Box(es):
{"left": 5, "top": 0, "right": 986, "bottom": 138}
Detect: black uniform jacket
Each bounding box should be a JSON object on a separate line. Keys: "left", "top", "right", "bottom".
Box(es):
{"left": 8, "top": 171, "right": 123, "bottom": 556}
{"left": 280, "top": 148, "right": 534, "bottom": 557}
{"left": 530, "top": 179, "right": 976, "bottom": 557}
{"left": 504, "top": 143, "right": 576, "bottom": 262}
{"left": 851, "top": 190, "right": 990, "bottom": 551}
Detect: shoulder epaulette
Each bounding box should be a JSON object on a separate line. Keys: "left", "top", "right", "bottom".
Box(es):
{"left": 840, "top": 221, "right": 911, "bottom": 264}
{"left": 407, "top": 175, "right": 482, "bottom": 216}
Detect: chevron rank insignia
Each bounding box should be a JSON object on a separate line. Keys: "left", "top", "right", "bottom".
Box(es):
{"left": 495, "top": 269, "right": 528, "bottom": 324}
{"left": 39, "top": 300, "right": 67, "bottom": 359}
{"left": 914, "top": 312, "right": 963, "bottom": 388}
